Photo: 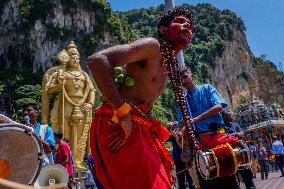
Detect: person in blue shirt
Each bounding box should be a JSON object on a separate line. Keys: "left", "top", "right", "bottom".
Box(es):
{"left": 178, "top": 67, "right": 240, "bottom": 189}
{"left": 167, "top": 121, "right": 195, "bottom": 189}
{"left": 178, "top": 68, "right": 238, "bottom": 146}
{"left": 24, "top": 104, "right": 55, "bottom": 167}
{"left": 222, "top": 110, "right": 256, "bottom": 189}
{"left": 271, "top": 136, "right": 284, "bottom": 177}
{"left": 87, "top": 154, "right": 104, "bottom": 189}
{"left": 222, "top": 111, "right": 244, "bottom": 138}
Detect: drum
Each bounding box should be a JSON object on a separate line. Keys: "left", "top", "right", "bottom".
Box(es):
{"left": 196, "top": 140, "right": 251, "bottom": 180}
{"left": 0, "top": 123, "right": 43, "bottom": 185}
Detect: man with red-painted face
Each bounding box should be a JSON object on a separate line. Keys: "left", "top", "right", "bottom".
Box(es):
{"left": 87, "top": 8, "right": 193, "bottom": 189}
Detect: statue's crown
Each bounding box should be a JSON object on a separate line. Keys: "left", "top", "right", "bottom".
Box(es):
{"left": 67, "top": 41, "right": 77, "bottom": 50}
{"left": 67, "top": 41, "right": 79, "bottom": 55}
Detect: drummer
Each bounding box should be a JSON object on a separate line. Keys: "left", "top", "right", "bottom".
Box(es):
{"left": 23, "top": 104, "right": 55, "bottom": 167}
{"left": 179, "top": 67, "right": 240, "bottom": 189}
{"left": 222, "top": 110, "right": 256, "bottom": 189}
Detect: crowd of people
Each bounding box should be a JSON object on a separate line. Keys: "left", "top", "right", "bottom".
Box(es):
{"left": 237, "top": 99, "right": 284, "bottom": 127}
{"left": 248, "top": 136, "right": 284, "bottom": 181}
{"left": 167, "top": 110, "right": 284, "bottom": 188}
{"left": 22, "top": 104, "right": 104, "bottom": 189}
{"left": 15, "top": 76, "right": 284, "bottom": 189}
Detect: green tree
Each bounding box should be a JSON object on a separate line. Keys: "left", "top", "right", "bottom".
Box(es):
{"left": 14, "top": 84, "right": 42, "bottom": 109}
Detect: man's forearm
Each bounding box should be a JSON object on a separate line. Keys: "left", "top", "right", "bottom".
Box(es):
{"left": 87, "top": 55, "right": 124, "bottom": 109}
{"left": 194, "top": 104, "right": 222, "bottom": 123}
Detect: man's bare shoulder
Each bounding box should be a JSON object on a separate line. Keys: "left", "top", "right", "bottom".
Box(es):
{"left": 131, "top": 37, "right": 160, "bottom": 50}
{"left": 132, "top": 37, "right": 159, "bottom": 45}
{"left": 91, "top": 37, "right": 159, "bottom": 57}
{"left": 87, "top": 37, "right": 160, "bottom": 68}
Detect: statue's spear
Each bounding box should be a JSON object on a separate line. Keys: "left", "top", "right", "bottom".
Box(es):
{"left": 57, "top": 49, "right": 70, "bottom": 136}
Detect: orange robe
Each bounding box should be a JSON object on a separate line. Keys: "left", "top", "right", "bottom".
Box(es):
{"left": 90, "top": 103, "right": 173, "bottom": 189}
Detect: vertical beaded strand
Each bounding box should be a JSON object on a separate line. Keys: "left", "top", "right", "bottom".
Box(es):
{"left": 159, "top": 38, "right": 198, "bottom": 151}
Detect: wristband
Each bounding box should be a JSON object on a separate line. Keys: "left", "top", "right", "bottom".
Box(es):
{"left": 111, "top": 103, "right": 132, "bottom": 123}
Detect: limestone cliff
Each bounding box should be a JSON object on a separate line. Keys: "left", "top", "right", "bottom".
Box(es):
{"left": 255, "top": 58, "right": 284, "bottom": 106}
{"left": 209, "top": 29, "right": 259, "bottom": 108}
{"left": 209, "top": 28, "right": 284, "bottom": 108}
{"left": 0, "top": 0, "right": 113, "bottom": 72}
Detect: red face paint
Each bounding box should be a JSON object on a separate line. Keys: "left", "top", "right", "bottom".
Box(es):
{"left": 166, "top": 15, "right": 192, "bottom": 50}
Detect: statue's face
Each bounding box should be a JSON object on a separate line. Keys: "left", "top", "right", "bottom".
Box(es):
{"left": 166, "top": 15, "right": 192, "bottom": 50}
{"left": 68, "top": 53, "right": 80, "bottom": 68}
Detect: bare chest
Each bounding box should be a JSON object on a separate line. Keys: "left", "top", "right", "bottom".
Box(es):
{"left": 126, "top": 58, "right": 167, "bottom": 85}
{"left": 120, "top": 58, "right": 168, "bottom": 104}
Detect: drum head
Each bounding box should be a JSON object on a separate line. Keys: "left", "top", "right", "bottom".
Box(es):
{"left": 196, "top": 150, "right": 209, "bottom": 180}
{"left": 0, "top": 124, "right": 42, "bottom": 185}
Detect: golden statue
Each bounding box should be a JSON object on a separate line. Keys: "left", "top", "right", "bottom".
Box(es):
{"left": 41, "top": 41, "right": 96, "bottom": 168}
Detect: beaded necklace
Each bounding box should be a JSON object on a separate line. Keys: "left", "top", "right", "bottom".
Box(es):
{"left": 159, "top": 38, "right": 198, "bottom": 162}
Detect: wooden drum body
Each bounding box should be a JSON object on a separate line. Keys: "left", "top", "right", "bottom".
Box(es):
{"left": 196, "top": 140, "right": 251, "bottom": 180}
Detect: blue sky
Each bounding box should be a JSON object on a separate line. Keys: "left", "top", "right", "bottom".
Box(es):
{"left": 107, "top": 0, "right": 284, "bottom": 71}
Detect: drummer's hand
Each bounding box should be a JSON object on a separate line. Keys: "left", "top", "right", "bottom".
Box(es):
{"left": 181, "top": 116, "right": 197, "bottom": 126}
{"left": 108, "top": 113, "right": 132, "bottom": 152}
{"left": 189, "top": 117, "right": 198, "bottom": 125}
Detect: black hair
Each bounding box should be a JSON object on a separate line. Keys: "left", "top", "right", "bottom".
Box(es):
{"left": 157, "top": 8, "right": 193, "bottom": 39}
{"left": 63, "top": 138, "right": 70, "bottom": 143}
{"left": 221, "top": 110, "right": 233, "bottom": 117}
{"left": 23, "top": 103, "right": 39, "bottom": 112}
{"left": 208, "top": 122, "right": 220, "bottom": 133}
{"left": 54, "top": 131, "right": 63, "bottom": 139}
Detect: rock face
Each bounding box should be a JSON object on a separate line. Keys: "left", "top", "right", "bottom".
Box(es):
{"left": 0, "top": 0, "right": 111, "bottom": 72}
{"left": 209, "top": 28, "right": 284, "bottom": 108}
{"left": 0, "top": 1, "right": 283, "bottom": 108}
{"left": 256, "top": 61, "right": 284, "bottom": 106}
{"left": 208, "top": 29, "right": 259, "bottom": 108}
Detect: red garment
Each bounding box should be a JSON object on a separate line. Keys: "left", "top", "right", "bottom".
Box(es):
{"left": 198, "top": 133, "right": 239, "bottom": 150}
{"left": 56, "top": 140, "right": 73, "bottom": 176}
{"left": 90, "top": 103, "right": 173, "bottom": 189}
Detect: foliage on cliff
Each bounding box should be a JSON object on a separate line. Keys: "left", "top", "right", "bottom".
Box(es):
{"left": 0, "top": 0, "right": 137, "bottom": 116}
{"left": 255, "top": 56, "right": 284, "bottom": 106}
{"left": 16, "top": 0, "right": 138, "bottom": 56}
